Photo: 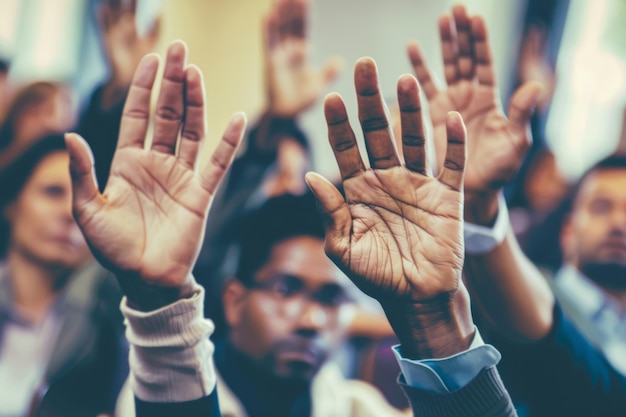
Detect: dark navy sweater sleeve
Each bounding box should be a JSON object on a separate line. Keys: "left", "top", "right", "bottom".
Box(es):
{"left": 134, "top": 390, "right": 221, "bottom": 417}
{"left": 494, "top": 303, "right": 626, "bottom": 417}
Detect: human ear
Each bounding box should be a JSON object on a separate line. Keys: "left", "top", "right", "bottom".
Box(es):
{"left": 222, "top": 278, "right": 248, "bottom": 328}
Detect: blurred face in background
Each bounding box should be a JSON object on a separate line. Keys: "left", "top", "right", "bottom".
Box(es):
{"left": 224, "top": 236, "right": 354, "bottom": 382}
{"left": 562, "top": 168, "right": 626, "bottom": 290}
{"left": 4, "top": 151, "right": 90, "bottom": 269}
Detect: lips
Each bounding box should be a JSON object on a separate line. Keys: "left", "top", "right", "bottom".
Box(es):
{"left": 274, "top": 339, "right": 326, "bottom": 367}
{"left": 279, "top": 350, "right": 320, "bottom": 367}
{"left": 600, "top": 240, "right": 626, "bottom": 252}
{"left": 47, "top": 233, "right": 82, "bottom": 250}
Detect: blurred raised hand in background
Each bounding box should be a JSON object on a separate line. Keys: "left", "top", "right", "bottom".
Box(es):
{"left": 99, "top": 0, "right": 160, "bottom": 109}
{"left": 407, "top": 4, "right": 541, "bottom": 224}
{"left": 264, "top": 0, "right": 342, "bottom": 119}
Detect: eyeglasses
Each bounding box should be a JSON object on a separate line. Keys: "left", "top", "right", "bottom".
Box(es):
{"left": 245, "top": 273, "right": 352, "bottom": 309}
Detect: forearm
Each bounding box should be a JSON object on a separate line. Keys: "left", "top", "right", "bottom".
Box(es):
{"left": 464, "top": 196, "right": 554, "bottom": 342}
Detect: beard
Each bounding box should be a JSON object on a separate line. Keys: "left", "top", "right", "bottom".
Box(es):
{"left": 580, "top": 262, "right": 626, "bottom": 291}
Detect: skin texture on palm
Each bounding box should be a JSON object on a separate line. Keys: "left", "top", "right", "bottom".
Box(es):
{"left": 65, "top": 41, "right": 247, "bottom": 310}
{"left": 306, "top": 58, "right": 474, "bottom": 359}
{"left": 264, "top": 0, "right": 342, "bottom": 117}
{"left": 407, "top": 5, "right": 541, "bottom": 223}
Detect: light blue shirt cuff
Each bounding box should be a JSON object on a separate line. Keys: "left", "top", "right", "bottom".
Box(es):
{"left": 393, "top": 328, "right": 501, "bottom": 393}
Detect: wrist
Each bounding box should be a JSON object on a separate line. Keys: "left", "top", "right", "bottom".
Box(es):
{"left": 118, "top": 274, "right": 198, "bottom": 312}
{"left": 381, "top": 287, "right": 474, "bottom": 359}
{"left": 263, "top": 105, "right": 298, "bottom": 121}
{"left": 464, "top": 190, "right": 501, "bottom": 226}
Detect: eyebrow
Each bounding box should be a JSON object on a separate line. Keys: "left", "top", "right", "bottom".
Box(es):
{"left": 260, "top": 272, "right": 345, "bottom": 290}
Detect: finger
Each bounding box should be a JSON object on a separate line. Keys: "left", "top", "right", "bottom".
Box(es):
{"left": 324, "top": 93, "right": 366, "bottom": 180}
{"left": 263, "top": 11, "right": 280, "bottom": 53}
{"left": 508, "top": 81, "right": 542, "bottom": 132}
{"left": 407, "top": 41, "right": 439, "bottom": 100}
{"left": 128, "top": 0, "right": 137, "bottom": 14}
{"left": 277, "top": 0, "right": 292, "bottom": 41}
{"left": 151, "top": 41, "right": 187, "bottom": 155}
{"left": 438, "top": 112, "right": 467, "bottom": 191}
{"left": 178, "top": 65, "right": 207, "bottom": 170}
{"left": 439, "top": 14, "right": 460, "bottom": 85}
{"left": 65, "top": 133, "right": 104, "bottom": 220}
{"left": 525, "top": 24, "right": 546, "bottom": 57}
{"left": 200, "top": 112, "right": 247, "bottom": 196}
{"left": 108, "top": 0, "right": 122, "bottom": 22}
{"left": 290, "top": 0, "right": 307, "bottom": 39}
{"left": 305, "top": 172, "right": 351, "bottom": 259}
{"left": 452, "top": 5, "right": 474, "bottom": 80}
{"left": 397, "top": 75, "right": 427, "bottom": 175}
{"left": 118, "top": 53, "right": 160, "bottom": 149}
{"left": 355, "top": 57, "right": 400, "bottom": 169}
{"left": 470, "top": 15, "right": 496, "bottom": 86}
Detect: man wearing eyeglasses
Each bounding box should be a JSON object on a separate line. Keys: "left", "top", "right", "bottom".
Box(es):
{"left": 214, "top": 193, "right": 405, "bottom": 416}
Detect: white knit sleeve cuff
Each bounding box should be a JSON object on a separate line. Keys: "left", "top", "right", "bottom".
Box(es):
{"left": 120, "top": 286, "right": 216, "bottom": 403}
{"left": 464, "top": 194, "right": 509, "bottom": 255}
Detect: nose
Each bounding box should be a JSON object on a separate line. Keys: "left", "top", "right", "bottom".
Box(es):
{"left": 60, "top": 187, "right": 81, "bottom": 232}
{"left": 610, "top": 208, "right": 626, "bottom": 233}
{"left": 294, "top": 299, "right": 328, "bottom": 336}
{"left": 63, "top": 191, "right": 75, "bottom": 223}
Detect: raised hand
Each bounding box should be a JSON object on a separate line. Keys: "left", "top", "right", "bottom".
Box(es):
{"left": 408, "top": 5, "right": 541, "bottom": 218}
{"left": 306, "top": 58, "right": 473, "bottom": 358}
{"left": 99, "top": 0, "right": 160, "bottom": 108}
{"left": 264, "top": 0, "right": 342, "bottom": 117}
{"left": 65, "top": 42, "right": 246, "bottom": 309}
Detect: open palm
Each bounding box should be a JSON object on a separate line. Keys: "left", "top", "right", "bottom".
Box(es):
{"left": 307, "top": 59, "right": 467, "bottom": 303}
{"left": 264, "top": 0, "right": 341, "bottom": 117}
{"left": 408, "top": 5, "right": 541, "bottom": 195}
{"left": 66, "top": 42, "right": 246, "bottom": 289}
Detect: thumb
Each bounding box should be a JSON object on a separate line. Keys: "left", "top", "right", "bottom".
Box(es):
{"left": 305, "top": 172, "right": 351, "bottom": 258}
{"left": 508, "top": 81, "right": 542, "bottom": 131}
{"left": 321, "top": 56, "right": 344, "bottom": 85}
{"left": 65, "top": 133, "right": 104, "bottom": 222}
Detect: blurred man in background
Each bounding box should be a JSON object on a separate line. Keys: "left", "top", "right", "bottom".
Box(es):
{"left": 216, "top": 194, "right": 407, "bottom": 416}
{"left": 556, "top": 156, "right": 626, "bottom": 374}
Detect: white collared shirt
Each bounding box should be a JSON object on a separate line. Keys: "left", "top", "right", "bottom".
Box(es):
{"left": 554, "top": 264, "right": 626, "bottom": 375}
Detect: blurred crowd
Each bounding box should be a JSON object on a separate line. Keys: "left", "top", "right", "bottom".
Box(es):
{"left": 0, "top": 0, "right": 625, "bottom": 417}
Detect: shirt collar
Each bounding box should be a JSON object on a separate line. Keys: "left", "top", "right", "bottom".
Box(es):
{"left": 555, "top": 263, "right": 612, "bottom": 319}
